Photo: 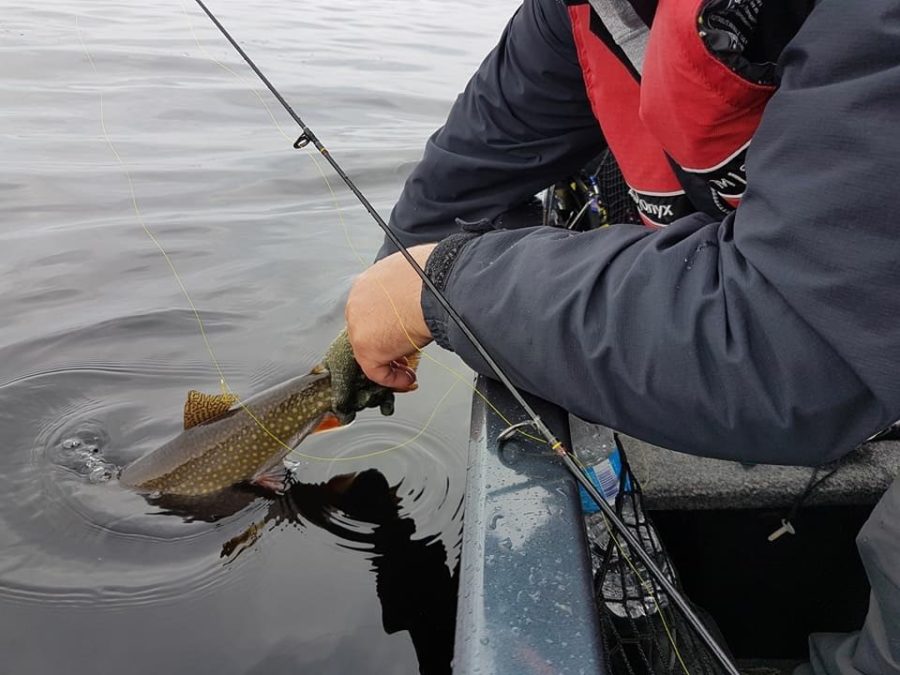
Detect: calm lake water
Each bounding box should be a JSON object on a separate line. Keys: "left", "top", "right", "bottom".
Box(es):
{"left": 0, "top": 1, "right": 518, "bottom": 672}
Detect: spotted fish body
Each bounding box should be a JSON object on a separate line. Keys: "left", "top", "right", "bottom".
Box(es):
{"left": 120, "top": 331, "right": 411, "bottom": 497}
{"left": 119, "top": 372, "right": 338, "bottom": 496}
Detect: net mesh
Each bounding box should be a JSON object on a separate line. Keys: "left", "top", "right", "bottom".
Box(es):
{"left": 594, "top": 148, "right": 642, "bottom": 226}
{"left": 587, "top": 443, "right": 733, "bottom": 675}
{"left": 544, "top": 149, "right": 641, "bottom": 230}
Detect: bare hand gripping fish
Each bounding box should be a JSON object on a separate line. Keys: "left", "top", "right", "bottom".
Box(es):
{"left": 119, "top": 331, "right": 417, "bottom": 496}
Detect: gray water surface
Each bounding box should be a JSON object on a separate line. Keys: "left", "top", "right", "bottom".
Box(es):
{"left": 0, "top": 2, "right": 517, "bottom": 672}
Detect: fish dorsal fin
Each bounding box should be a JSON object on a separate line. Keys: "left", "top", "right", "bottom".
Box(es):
{"left": 183, "top": 390, "right": 239, "bottom": 429}
{"left": 406, "top": 351, "right": 421, "bottom": 372}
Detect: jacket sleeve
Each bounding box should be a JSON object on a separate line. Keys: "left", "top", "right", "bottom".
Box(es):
{"left": 376, "top": 0, "right": 605, "bottom": 260}
{"left": 421, "top": 0, "right": 900, "bottom": 466}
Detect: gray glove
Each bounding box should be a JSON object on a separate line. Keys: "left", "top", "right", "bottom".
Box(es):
{"left": 320, "top": 329, "right": 395, "bottom": 424}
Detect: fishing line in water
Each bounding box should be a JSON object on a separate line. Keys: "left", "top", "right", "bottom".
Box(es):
{"left": 175, "top": 7, "right": 741, "bottom": 671}
{"left": 77, "top": 7, "right": 738, "bottom": 671}
{"left": 176, "top": 0, "right": 547, "bottom": 448}
{"left": 175, "top": 11, "right": 698, "bottom": 667}
{"left": 73, "top": 10, "right": 527, "bottom": 467}
{"left": 183, "top": 0, "right": 565, "bottom": 457}
{"left": 73, "top": 15, "right": 411, "bottom": 463}
{"left": 74, "top": 14, "right": 227, "bottom": 390}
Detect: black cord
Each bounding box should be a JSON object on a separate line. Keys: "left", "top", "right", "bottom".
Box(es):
{"left": 785, "top": 465, "right": 842, "bottom": 528}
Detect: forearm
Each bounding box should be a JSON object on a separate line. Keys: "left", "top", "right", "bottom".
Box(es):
{"left": 421, "top": 0, "right": 900, "bottom": 465}
{"left": 423, "top": 218, "right": 886, "bottom": 466}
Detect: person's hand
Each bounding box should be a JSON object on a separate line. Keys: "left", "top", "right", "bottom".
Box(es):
{"left": 319, "top": 328, "right": 396, "bottom": 423}
{"left": 345, "top": 244, "right": 437, "bottom": 390}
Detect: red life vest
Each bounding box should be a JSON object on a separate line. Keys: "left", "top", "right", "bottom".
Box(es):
{"left": 567, "top": 0, "right": 776, "bottom": 226}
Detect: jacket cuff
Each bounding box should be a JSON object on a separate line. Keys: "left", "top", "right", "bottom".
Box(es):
{"left": 421, "top": 232, "right": 479, "bottom": 350}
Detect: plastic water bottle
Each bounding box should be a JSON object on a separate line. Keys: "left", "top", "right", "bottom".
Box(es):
{"left": 577, "top": 433, "right": 675, "bottom": 619}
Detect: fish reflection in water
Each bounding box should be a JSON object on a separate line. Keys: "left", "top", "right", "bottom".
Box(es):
{"left": 148, "top": 469, "right": 457, "bottom": 675}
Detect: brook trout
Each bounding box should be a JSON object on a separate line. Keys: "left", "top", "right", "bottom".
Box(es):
{"left": 120, "top": 331, "right": 412, "bottom": 496}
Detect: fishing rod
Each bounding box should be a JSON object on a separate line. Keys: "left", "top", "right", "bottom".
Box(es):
{"left": 189, "top": 0, "right": 562, "bottom": 451}
{"left": 190, "top": 3, "right": 739, "bottom": 671}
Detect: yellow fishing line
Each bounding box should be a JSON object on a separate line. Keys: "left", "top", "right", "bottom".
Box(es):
{"left": 76, "top": 14, "right": 228, "bottom": 391}
{"left": 308, "top": 149, "right": 546, "bottom": 446}
{"left": 76, "top": 8, "right": 540, "bottom": 472}
{"left": 177, "top": 1, "right": 547, "bottom": 446}
{"left": 569, "top": 453, "right": 691, "bottom": 675}
{"left": 76, "top": 14, "right": 313, "bottom": 461}
{"left": 602, "top": 511, "right": 691, "bottom": 675}
{"left": 319, "top": 380, "right": 458, "bottom": 466}
{"left": 116, "top": 8, "right": 694, "bottom": 667}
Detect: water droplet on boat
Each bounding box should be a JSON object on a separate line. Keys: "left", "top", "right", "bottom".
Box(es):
{"left": 499, "top": 444, "right": 522, "bottom": 465}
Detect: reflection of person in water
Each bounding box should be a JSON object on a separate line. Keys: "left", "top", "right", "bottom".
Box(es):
{"left": 151, "top": 470, "right": 458, "bottom": 675}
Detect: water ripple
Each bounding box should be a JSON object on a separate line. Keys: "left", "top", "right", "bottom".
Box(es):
{"left": 0, "top": 378, "right": 263, "bottom": 609}
{"left": 292, "top": 411, "right": 466, "bottom": 547}
{"left": 0, "top": 0, "right": 511, "bottom": 669}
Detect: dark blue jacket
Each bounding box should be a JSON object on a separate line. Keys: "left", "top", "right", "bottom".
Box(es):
{"left": 380, "top": 0, "right": 900, "bottom": 466}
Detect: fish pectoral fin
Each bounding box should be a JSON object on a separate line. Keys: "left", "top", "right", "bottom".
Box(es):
{"left": 183, "top": 389, "right": 239, "bottom": 430}
{"left": 251, "top": 464, "right": 291, "bottom": 494}
{"left": 312, "top": 412, "right": 344, "bottom": 434}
